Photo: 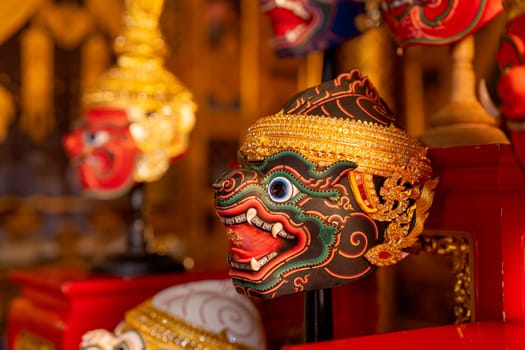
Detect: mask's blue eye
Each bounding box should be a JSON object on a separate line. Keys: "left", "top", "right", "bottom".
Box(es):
{"left": 267, "top": 176, "right": 299, "bottom": 203}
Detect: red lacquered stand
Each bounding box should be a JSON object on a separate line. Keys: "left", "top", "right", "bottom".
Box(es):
{"left": 283, "top": 144, "right": 525, "bottom": 349}
{"left": 6, "top": 266, "right": 227, "bottom": 350}
{"left": 6, "top": 265, "right": 377, "bottom": 350}
{"left": 283, "top": 320, "right": 525, "bottom": 350}
{"left": 426, "top": 144, "right": 525, "bottom": 322}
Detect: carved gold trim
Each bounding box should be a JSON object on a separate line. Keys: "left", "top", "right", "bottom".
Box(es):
{"left": 419, "top": 230, "right": 474, "bottom": 324}
{"left": 240, "top": 112, "right": 432, "bottom": 180}
{"left": 121, "top": 301, "right": 256, "bottom": 350}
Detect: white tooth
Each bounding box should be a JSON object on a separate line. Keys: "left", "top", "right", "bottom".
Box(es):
{"left": 234, "top": 213, "right": 245, "bottom": 224}
{"left": 250, "top": 257, "right": 261, "bottom": 271}
{"left": 271, "top": 222, "right": 283, "bottom": 238}
{"left": 285, "top": 30, "right": 298, "bottom": 42}
{"left": 246, "top": 208, "right": 257, "bottom": 225}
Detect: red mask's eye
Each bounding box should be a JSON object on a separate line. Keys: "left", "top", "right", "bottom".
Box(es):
{"left": 83, "top": 130, "right": 109, "bottom": 147}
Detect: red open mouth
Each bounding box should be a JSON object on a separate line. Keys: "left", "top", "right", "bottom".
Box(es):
{"left": 229, "top": 223, "right": 284, "bottom": 262}
{"left": 261, "top": 1, "right": 312, "bottom": 45}
{"left": 217, "top": 205, "right": 303, "bottom": 275}
{"left": 266, "top": 7, "right": 308, "bottom": 38}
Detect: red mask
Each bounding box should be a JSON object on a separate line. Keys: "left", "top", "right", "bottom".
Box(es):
{"left": 63, "top": 108, "right": 138, "bottom": 197}
{"left": 260, "top": 0, "right": 365, "bottom": 57}
{"left": 381, "top": 0, "right": 503, "bottom": 47}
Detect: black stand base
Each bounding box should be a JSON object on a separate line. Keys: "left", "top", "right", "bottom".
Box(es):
{"left": 91, "top": 253, "right": 185, "bottom": 277}
{"left": 304, "top": 288, "right": 334, "bottom": 343}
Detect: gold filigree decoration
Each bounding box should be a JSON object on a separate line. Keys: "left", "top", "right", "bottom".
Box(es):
{"left": 419, "top": 231, "right": 474, "bottom": 324}
{"left": 120, "top": 301, "right": 256, "bottom": 350}
{"left": 240, "top": 112, "right": 432, "bottom": 180}
{"left": 83, "top": 0, "right": 196, "bottom": 183}
{"left": 364, "top": 177, "right": 439, "bottom": 266}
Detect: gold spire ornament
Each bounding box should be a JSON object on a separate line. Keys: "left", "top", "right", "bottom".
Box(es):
{"left": 83, "top": 0, "right": 196, "bottom": 182}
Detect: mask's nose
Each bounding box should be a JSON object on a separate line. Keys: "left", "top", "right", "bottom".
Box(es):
{"left": 212, "top": 162, "right": 240, "bottom": 191}
{"left": 213, "top": 165, "right": 259, "bottom": 198}
{"left": 212, "top": 173, "right": 232, "bottom": 192}
{"left": 212, "top": 180, "right": 223, "bottom": 190}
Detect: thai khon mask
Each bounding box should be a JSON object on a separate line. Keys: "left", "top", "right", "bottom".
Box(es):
{"left": 214, "top": 68, "right": 438, "bottom": 299}
{"left": 380, "top": 0, "right": 503, "bottom": 47}
{"left": 80, "top": 279, "right": 266, "bottom": 350}
{"left": 63, "top": 0, "right": 195, "bottom": 198}
{"left": 259, "top": 0, "right": 366, "bottom": 57}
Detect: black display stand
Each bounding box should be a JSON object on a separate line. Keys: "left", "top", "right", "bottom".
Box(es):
{"left": 92, "top": 182, "right": 185, "bottom": 276}
{"left": 304, "top": 288, "right": 334, "bottom": 342}
{"left": 303, "top": 47, "right": 337, "bottom": 343}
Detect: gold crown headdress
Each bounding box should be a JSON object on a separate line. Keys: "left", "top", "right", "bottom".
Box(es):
{"left": 83, "top": 0, "right": 196, "bottom": 182}
{"left": 240, "top": 69, "right": 437, "bottom": 266}
{"left": 240, "top": 112, "right": 432, "bottom": 182}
